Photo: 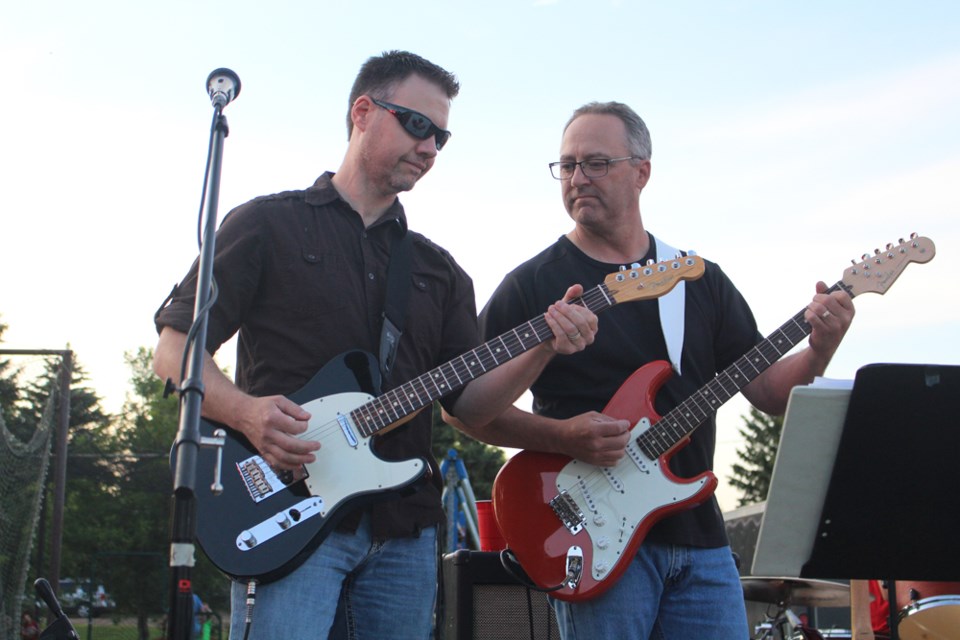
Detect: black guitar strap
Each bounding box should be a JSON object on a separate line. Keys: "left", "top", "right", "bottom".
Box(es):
{"left": 379, "top": 230, "right": 412, "bottom": 385}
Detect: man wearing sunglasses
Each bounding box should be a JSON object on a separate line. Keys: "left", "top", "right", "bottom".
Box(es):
{"left": 153, "top": 51, "right": 597, "bottom": 639}
{"left": 462, "top": 101, "right": 855, "bottom": 639}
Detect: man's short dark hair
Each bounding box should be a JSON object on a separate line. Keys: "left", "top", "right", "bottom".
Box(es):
{"left": 346, "top": 50, "right": 460, "bottom": 138}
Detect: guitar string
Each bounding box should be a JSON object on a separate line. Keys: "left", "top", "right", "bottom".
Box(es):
{"left": 344, "top": 260, "right": 700, "bottom": 439}
{"left": 567, "top": 282, "right": 844, "bottom": 511}
{"left": 285, "top": 263, "right": 791, "bottom": 499}
{"left": 293, "top": 285, "right": 611, "bottom": 444}
{"left": 291, "top": 259, "right": 699, "bottom": 446}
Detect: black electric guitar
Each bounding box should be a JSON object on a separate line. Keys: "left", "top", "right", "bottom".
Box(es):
{"left": 181, "top": 255, "right": 705, "bottom": 583}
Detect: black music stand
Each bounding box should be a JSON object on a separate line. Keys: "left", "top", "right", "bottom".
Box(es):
{"left": 800, "top": 363, "right": 960, "bottom": 636}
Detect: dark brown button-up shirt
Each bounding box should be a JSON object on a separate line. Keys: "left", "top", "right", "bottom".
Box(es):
{"left": 156, "top": 172, "right": 479, "bottom": 538}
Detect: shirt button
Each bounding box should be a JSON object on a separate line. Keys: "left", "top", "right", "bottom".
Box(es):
{"left": 368, "top": 273, "right": 375, "bottom": 280}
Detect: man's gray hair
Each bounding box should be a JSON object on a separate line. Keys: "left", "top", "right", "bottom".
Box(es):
{"left": 564, "top": 101, "right": 652, "bottom": 160}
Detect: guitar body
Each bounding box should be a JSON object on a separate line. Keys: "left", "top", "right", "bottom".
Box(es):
{"left": 492, "top": 361, "right": 718, "bottom": 602}
{"left": 180, "top": 350, "right": 429, "bottom": 583}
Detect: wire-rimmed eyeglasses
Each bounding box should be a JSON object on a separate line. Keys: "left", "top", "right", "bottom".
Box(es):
{"left": 548, "top": 156, "right": 640, "bottom": 180}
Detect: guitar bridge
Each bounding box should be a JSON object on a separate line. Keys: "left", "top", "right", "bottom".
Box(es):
{"left": 550, "top": 490, "right": 586, "bottom": 535}
{"left": 237, "top": 455, "right": 309, "bottom": 504}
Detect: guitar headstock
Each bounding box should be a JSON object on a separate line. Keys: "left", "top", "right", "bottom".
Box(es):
{"left": 842, "top": 234, "right": 935, "bottom": 297}
{"left": 603, "top": 254, "right": 705, "bottom": 304}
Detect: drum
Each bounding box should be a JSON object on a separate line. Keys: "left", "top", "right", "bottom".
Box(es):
{"left": 896, "top": 581, "right": 960, "bottom": 607}
{"left": 898, "top": 595, "right": 960, "bottom": 640}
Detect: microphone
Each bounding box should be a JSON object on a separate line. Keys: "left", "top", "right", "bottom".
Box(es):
{"left": 34, "top": 578, "right": 80, "bottom": 640}
{"left": 206, "top": 68, "right": 241, "bottom": 109}
{"left": 34, "top": 578, "right": 66, "bottom": 619}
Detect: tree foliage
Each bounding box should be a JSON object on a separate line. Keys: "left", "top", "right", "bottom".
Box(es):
{"left": 3, "top": 315, "right": 510, "bottom": 638}
{"left": 108, "top": 348, "right": 231, "bottom": 635}
{"left": 430, "top": 403, "right": 506, "bottom": 500}
{"left": 10, "top": 344, "right": 230, "bottom": 640}
{"left": 0, "top": 318, "right": 28, "bottom": 438}
{"left": 727, "top": 406, "right": 783, "bottom": 508}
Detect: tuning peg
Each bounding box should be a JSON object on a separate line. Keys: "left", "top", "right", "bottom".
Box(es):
{"left": 619, "top": 265, "right": 627, "bottom": 271}
{"left": 630, "top": 262, "right": 642, "bottom": 269}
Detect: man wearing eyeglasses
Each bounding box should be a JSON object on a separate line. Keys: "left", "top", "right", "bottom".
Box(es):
{"left": 152, "top": 51, "right": 597, "bottom": 640}
{"left": 465, "top": 102, "right": 854, "bottom": 639}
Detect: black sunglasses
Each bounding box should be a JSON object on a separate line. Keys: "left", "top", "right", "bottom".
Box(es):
{"left": 371, "top": 98, "right": 451, "bottom": 150}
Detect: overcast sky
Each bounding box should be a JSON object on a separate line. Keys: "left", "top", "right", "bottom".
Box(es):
{"left": 2, "top": 1, "right": 958, "bottom": 510}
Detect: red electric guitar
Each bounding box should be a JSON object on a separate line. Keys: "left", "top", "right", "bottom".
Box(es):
{"left": 492, "top": 235, "right": 936, "bottom": 602}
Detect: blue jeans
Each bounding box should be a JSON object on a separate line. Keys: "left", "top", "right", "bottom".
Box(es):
{"left": 229, "top": 512, "right": 437, "bottom": 639}
{"left": 551, "top": 543, "right": 748, "bottom": 640}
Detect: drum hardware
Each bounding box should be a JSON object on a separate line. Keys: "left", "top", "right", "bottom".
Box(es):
{"left": 742, "top": 577, "right": 851, "bottom": 609}
{"left": 742, "top": 577, "right": 850, "bottom": 640}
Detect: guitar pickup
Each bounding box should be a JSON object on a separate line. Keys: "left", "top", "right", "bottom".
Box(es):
{"left": 550, "top": 490, "right": 586, "bottom": 535}
{"left": 236, "top": 497, "right": 325, "bottom": 551}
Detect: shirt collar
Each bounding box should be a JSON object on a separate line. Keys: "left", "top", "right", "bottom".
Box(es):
{"left": 306, "top": 172, "right": 408, "bottom": 235}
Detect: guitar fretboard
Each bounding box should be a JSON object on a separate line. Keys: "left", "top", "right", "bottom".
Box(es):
{"left": 349, "top": 284, "right": 621, "bottom": 437}
{"left": 636, "top": 281, "right": 852, "bottom": 459}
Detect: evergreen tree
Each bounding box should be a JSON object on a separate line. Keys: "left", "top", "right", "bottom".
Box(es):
{"left": 728, "top": 407, "right": 783, "bottom": 507}
{"left": 19, "top": 354, "right": 116, "bottom": 577}
{"left": 110, "top": 347, "right": 230, "bottom": 638}
{"left": 0, "top": 318, "right": 27, "bottom": 437}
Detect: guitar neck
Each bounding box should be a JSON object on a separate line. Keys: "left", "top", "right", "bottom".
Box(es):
{"left": 637, "top": 280, "right": 853, "bottom": 459}
{"left": 350, "top": 283, "right": 619, "bottom": 438}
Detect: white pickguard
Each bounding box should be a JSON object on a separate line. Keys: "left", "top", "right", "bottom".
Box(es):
{"left": 555, "top": 417, "right": 709, "bottom": 580}
{"left": 300, "top": 391, "right": 425, "bottom": 513}
{"left": 233, "top": 391, "right": 425, "bottom": 552}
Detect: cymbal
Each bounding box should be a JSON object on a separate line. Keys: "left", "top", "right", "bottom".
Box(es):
{"left": 741, "top": 576, "right": 850, "bottom": 607}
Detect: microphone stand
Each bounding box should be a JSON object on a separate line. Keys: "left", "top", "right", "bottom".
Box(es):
{"left": 166, "top": 69, "right": 239, "bottom": 640}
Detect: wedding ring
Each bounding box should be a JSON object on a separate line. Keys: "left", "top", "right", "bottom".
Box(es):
{"left": 821, "top": 310, "right": 831, "bottom": 319}
{"left": 567, "top": 331, "right": 582, "bottom": 340}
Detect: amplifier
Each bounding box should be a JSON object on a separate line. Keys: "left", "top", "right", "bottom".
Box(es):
{"left": 440, "top": 550, "right": 560, "bottom": 640}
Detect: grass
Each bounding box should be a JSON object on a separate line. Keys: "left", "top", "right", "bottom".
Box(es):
{"left": 68, "top": 615, "right": 224, "bottom": 640}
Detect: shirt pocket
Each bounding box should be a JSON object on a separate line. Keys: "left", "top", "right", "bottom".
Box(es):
{"left": 283, "top": 249, "right": 356, "bottom": 317}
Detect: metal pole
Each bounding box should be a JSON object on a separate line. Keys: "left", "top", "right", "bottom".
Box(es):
{"left": 49, "top": 349, "right": 73, "bottom": 608}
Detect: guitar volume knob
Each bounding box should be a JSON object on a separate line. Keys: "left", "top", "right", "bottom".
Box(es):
{"left": 593, "top": 513, "right": 607, "bottom": 526}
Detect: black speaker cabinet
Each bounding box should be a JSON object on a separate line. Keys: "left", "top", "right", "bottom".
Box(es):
{"left": 441, "top": 550, "right": 560, "bottom": 640}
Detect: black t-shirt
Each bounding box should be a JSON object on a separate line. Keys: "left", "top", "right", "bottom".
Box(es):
{"left": 155, "top": 173, "right": 480, "bottom": 538}
{"left": 479, "top": 234, "right": 761, "bottom": 547}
